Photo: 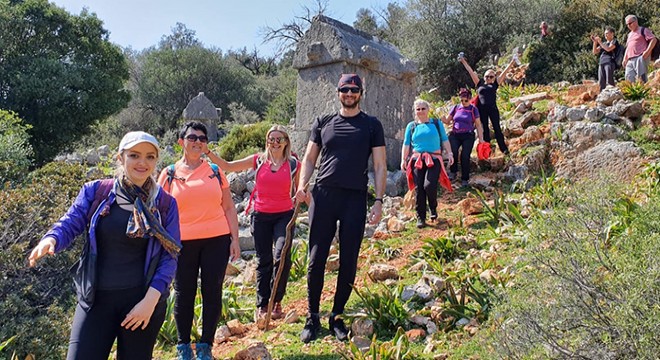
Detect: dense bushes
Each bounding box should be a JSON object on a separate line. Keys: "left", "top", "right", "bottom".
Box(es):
{"left": 215, "top": 121, "right": 273, "bottom": 161}
{"left": 0, "top": 110, "right": 33, "bottom": 187}
{"left": 0, "top": 163, "right": 90, "bottom": 359}
{"left": 492, "top": 178, "right": 660, "bottom": 358}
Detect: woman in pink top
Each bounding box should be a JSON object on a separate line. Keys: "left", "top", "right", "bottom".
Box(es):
{"left": 209, "top": 125, "right": 300, "bottom": 322}
{"left": 157, "top": 121, "right": 240, "bottom": 360}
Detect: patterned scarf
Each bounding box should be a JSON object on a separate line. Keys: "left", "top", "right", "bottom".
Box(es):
{"left": 118, "top": 176, "right": 181, "bottom": 256}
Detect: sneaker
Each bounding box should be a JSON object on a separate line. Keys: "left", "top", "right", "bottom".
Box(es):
{"left": 430, "top": 209, "right": 438, "bottom": 221}
{"left": 176, "top": 343, "right": 194, "bottom": 360}
{"left": 329, "top": 314, "right": 349, "bottom": 342}
{"left": 448, "top": 172, "right": 457, "bottom": 181}
{"left": 195, "top": 343, "right": 212, "bottom": 360}
{"left": 254, "top": 306, "right": 267, "bottom": 322}
{"left": 272, "top": 302, "right": 284, "bottom": 320}
{"left": 461, "top": 180, "right": 470, "bottom": 188}
{"left": 300, "top": 314, "right": 321, "bottom": 343}
{"left": 416, "top": 218, "right": 426, "bottom": 228}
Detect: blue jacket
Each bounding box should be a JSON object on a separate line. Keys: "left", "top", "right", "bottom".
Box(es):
{"left": 42, "top": 179, "right": 181, "bottom": 297}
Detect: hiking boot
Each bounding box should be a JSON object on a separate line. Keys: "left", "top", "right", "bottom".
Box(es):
{"left": 329, "top": 314, "right": 349, "bottom": 342}
{"left": 176, "top": 343, "right": 194, "bottom": 360}
{"left": 448, "top": 172, "right": 457, "bottom": 181}
{"left": 430, "top": 209, "right": 438, "bottom": 221}
{"left": 195, "top": 343, "right": 212, "bottom": 360}
{"left": 272, "top": 302, "right": 284, "bottom": 320}
{"left": 254, "top": 306, "right": 267, "bottom": 323}
{"left": 300, "top": 314, "right": 321, "bottom": 343}
{"left": 416, "top": 218, "right": 426, "bottom": 228}
{"left": 461, "top": 180, "right": 470, "bottom": 188}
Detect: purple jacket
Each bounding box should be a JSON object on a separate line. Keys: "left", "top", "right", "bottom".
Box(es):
{"left": 42, "top": 179, "right": 181, "bottom": 297}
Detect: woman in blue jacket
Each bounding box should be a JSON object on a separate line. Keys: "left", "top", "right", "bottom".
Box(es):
{"left": 28, "top": 131, "right": 181, "bottom": 360}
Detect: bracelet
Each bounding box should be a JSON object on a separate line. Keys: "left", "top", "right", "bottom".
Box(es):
{"left": 374, "top": 198, "right": 383, "bottom": 203}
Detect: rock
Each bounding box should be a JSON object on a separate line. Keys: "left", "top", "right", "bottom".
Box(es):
{"left": 238, "top": 227, "right": 255, "bottom": 251}
{"left": 488, "top": 157, "right": 506, "bottom": 172}
{"left": 470, "top": 175, "right": 494, "bottom": 190}
{"left": 350, "top": 336, "right": 372, "bottom": 352}
{"left": 367, "top": 264, "right": 399, "bottom": 281}
{"left": 233, "top": 341, "right": 272, "bottom": 360}
{"left": 283, "top": 310, "right": 299, "bottom": 324}
{"left": 522, "top": 146, "right": 547, "bottom": 173}
{"left": 509, "top": 92, "right": 549, "bottom": 106}
{"left": 227, "top": 172, "right": 247, "bottom": 195}
{"left": 391, "top": 171, "right": 408, "bottom": 195}
{"left": 456, "top": 318, "right": 470, "bottom": 328}
{"left": 97, "top": 145, "right": 111, "bottom": 156}
{"left": 426, "top": 321, "right": 438, "bottom": 335}
{"left": 457, "top": 197, "right": 483, "bottom": 216}
{"left": 401, "top": 281, "right": 434, "bottom": 302}
{"left": 214, "top": 325, "right": 232, "bottom": 343}
{"left": 621, "top": 101, "right": 645, "bottom": 120}
{"left": 226, "top": 319, "right": 247, "bottom": 336}
{"left": 86, "top": 167, "right": 104, "bottom": 179}
{"left": 519, "top": 126, "right": 544, "bottom": 145}
{"left": 479, "top": 269, "right": 497, "bottom": 283}
{"left": 514, "top": 102, "right": 529, "bottom": 113}
{"left": 85, "top": 150, "right": 101, "bottom": 165}
{"left": 386, "top": 217, "right": 406, "bottom": 232}
{"left": 422, "top": 274, "right": 445, "bottom": 293}
{"left": 241, "top": 262, "right": 257, "bottom": 285}
{"left": 596, "top": 86, "right": 624, "bottom": 106}
{"left": 351, "top": 318, "right": 374, "bottom": 337}
{"left": 326, "top": 254, "right": 340, "bottom": 272}
{"left": 385, "top": 178, "right": 398, "bottom": 197}
{"left": 65, "top": 152, "right": 83, "bottom": 164}
{"left": 503, "top": 165, "right": 529, "bottom": 183}
{"left": 566, "top": 106, "right": 587, "bottom": 122}
{"left": 548, "top": 105, "right": 568, "bottom": 122}
{"left": 410, "top": 315, "right": 429, "bottom": 326}
{"left": 555, "top": 140, "right": 643, "bottom": 181}
{"left": 408, "top": 260, "right": 429, "bottom": 273}
{"left": 584, "top": 107, "right": 604, "bottom": 122}
{"left": 225, "top": 263, "right": 240, "bottom": 276}
{"left": 406, "top": 328, "right": 426, "bottom": 342}
{"left": 559, "top": 122, "right": 626, "bottom": 153}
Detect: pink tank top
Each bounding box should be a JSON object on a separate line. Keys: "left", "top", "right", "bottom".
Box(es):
{"left": 253, "top": 155, "right": 298, "bottom": 213}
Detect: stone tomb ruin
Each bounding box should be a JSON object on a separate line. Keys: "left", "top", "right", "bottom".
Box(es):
{"left": 182, "top": 92, "right": 221, "bottom": 141}
{"left": 291, "top": 15, "right": 417, "bottom": 169}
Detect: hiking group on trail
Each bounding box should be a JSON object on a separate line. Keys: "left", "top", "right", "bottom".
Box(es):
{"left": 25, "top": 12, "right": 659, "bottom": 359}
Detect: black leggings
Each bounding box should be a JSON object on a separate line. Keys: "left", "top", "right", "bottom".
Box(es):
{"left": 174, "top": 235, "right": 231, "bottom": 345}
{"left": 307, "top": 186, "right": 366, "bottom": 315}
{"left": 412, "top": 157, "right": 440, "bottom": 220}
{"left": 67, "top": 287, "right": 166, "bottom": 360}
{"left": 449, "top": 132, "right": 475, "bottom": 181}
{"left": 478, "top": 104, "right": 508, "bottom": 153}
{"left": 251, "top": 210, "right": 294, "bottom": 308}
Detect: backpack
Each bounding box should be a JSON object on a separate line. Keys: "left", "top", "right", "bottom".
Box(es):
{"left": 86, "top": 178, "right": 173, "bottom": 222}
{"left": 245, "top": 155, "right": 299, "bottom": 215}
{"left": 641, "top": 27, "right": 660, "bottom": 61}
{"left": 451, "top": 104, "right": 477, "bottom": 133}
{"left": 407, "top": 118, "right": 444, "bottom": 161}
{"left": 612, "top": 40, "right": 625, "bottom": 70}
{"left": 164, "top": 162, "right": 223, "bottom": 190}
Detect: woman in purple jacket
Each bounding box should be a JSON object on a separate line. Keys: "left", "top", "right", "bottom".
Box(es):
{"left": 28, "top": 131, "right": 181, "bottom": 360}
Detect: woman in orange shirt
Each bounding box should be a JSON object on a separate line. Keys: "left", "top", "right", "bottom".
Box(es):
{"left": 158, "top": 121, "right": 240, "bottom": 360}
{"left": 208, "top": 125, "right": 300, "bottom": 322}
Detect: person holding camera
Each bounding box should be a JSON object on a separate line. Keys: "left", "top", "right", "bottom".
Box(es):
{"left": 459, "top": 54, "right": 515, "bottom": 156}
{"left": 591, "top": 27, "right": 619, "bottom": 91}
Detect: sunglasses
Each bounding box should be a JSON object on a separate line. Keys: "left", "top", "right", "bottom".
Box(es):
{"left": 184, "top": 134, "right": 208, "bottom": 143}
{"left": 415, "top": 107, "right": 427, "bottom": 111}
{"left": 485, "top": 75, "right": 495, "bottom": 79}
{"left": 268, "top": 137, "right": 287, "bottom": 144}
{"left": 338, "top": 87, "right": 361, "bottom": 94}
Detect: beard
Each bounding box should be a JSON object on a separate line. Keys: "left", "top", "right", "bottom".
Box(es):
{"left": 340, "top": 96, "right": 360, "bottom": 109}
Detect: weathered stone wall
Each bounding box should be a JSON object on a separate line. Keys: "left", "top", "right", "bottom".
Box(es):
{"left": 182, "top": 92, "right": 220, "bottom": 141}
{"left": 291, "top": 16, "right": 417, "bottom": 169}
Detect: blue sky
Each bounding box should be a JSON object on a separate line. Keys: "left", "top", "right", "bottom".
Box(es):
{"left": 49, "top": 0, "right": 392, "bottom": 56}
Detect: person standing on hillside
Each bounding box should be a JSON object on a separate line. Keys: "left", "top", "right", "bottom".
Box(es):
{"left": 459, "top": 56, "right": 516, "bottom": 156}
{"left": 295, "top": 73, "right": 387, "bottom": 343}
{"left": 591, "top": 27, "right": 620, "bottom": 91}
{"left": 622, "top": 15, "right": 657, "bottom": 83}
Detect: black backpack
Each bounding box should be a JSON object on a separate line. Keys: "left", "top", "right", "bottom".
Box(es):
{"left": 641, "top": 27, "right": 660, "bottom": 61}
{"left": 613, "top": 41, "right": 625, "bottom": 70}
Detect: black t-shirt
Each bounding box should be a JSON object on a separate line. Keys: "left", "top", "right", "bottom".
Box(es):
{"left": 96, "top": 202, "right": 148, "bottom": 290}
{"left": 310, "top": 111, "right": 386, "bottom": 191}
{"left": 599, "top": 39, "right": 618, "bottom": 65}
{"left": 477, "top": 79, "right": 499, "bottom": 107}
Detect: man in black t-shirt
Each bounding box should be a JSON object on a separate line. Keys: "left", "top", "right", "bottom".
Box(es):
{"left": 295, "top": 73, "right": 387, "bottom": 343}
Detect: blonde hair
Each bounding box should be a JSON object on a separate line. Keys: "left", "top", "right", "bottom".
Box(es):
{"left": 114, "top": 150, "right": 159, "bottom": 205}
{"left": 412, "top": 99, "right": 431, "bottom": 121}
{"left": 259, "top": 125, "right": 293, "bottom": 164}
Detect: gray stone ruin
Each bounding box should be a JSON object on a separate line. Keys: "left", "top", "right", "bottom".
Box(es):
{"left": 291, "top": 15, "right": 418, "bottom": 169}
{"left": 182, "top": 92, "right": 221, "bottom": 141}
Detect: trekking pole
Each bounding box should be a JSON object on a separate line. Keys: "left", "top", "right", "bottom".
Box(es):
{"left": 263, "top": 183, "right": 309, "bottom": 331}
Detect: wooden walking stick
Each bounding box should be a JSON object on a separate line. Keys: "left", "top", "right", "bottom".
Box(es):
{"left": 262, "top": 184, "right": 308, "bottom": 331}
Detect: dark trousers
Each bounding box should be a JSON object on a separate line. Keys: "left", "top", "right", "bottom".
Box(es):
{"left": 67, "top": 287, "right": 166, "bottom": 360}
{"left": 307, "top": 185, "right": 366, "bottom": 315}
{"left": 251, "top": 210, "right": 294, "bottom": 308}
{"left": 412, "top": 157, "right": 440, "bottom": 220}
{"left": 449, "top": 132, "right": 475, "bottom": 181}
{"left": 174, "top": 235, "right": 230, "bottom": 345}
{"left": 598, "top": 62, "right": 615, "bottom": 91}
{"left": 478, "top": 105, "right": 508, "bottom": 153}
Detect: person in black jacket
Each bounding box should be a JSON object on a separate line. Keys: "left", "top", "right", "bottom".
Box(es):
{"left": 591, "top": 27, "right": 619, "bottom": 91}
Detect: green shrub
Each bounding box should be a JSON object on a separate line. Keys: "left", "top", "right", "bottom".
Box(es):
{"left": 0, "top": 162, "right": 89, "bottom": 359}
{"left": 340, "top": 327, "right": 411, "bottom": 360}
{"left": 0, "top": 110, "right": 34, "bottom": 187}
{"left": 491, "top": 179, "right": 660, "bottom": 359}
{"left": 216, "top": 121, "right": 272, "bottom": 161}
{"left": 619, "top": 80, "right": 651, "bottom": 101}
{"left": 264, "top": 86, "right": 296, "bottom": 125}
{"left": 352, "top": 285, "right": 410, "bottom": 337}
